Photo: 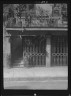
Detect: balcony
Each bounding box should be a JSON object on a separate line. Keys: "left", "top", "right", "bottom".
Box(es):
{"left": 4, "top": 4, "right": 67, "bottom": 28}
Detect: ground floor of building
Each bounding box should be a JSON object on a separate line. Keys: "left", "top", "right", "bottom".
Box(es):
{"left": 3, "top": 29, "right": 68, "bottom": 68}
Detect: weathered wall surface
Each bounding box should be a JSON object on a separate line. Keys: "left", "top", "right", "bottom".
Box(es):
{"left": 3, "top": 24, "right": 11, "bottom": 68}
{"left": 36, "top": 4, "right": 52, "bottom": 16}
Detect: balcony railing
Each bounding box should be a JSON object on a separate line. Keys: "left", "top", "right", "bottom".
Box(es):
{"left": 5, "top": 6, "right": 67, "bottom": 28}
{"left": 3, "top": 4, "right": 67, "bottom": 28}
{"left": 6, "top": 15, "right": 68, "bottom": 28}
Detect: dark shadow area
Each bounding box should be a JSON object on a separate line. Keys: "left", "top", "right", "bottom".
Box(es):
{"left": 11, "top": 36, "right": 23, "bottom": 67}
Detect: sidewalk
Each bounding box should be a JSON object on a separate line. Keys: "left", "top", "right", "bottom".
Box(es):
{"left": 3, "top": 66, "right": 68, "bottom": 79}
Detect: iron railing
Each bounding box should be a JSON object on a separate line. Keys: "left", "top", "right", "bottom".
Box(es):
{"left": 6, "top": 15, "right": 68, "bottom": 28}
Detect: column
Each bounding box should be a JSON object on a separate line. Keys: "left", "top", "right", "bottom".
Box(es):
{"left": 46, "top": 36, "right": 51, "bottom": 67}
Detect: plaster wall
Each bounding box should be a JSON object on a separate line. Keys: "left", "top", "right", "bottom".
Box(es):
{"left": 3, "top": 25, "right": 11, "bottom": 68}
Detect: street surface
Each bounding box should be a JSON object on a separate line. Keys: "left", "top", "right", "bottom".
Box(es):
{"left": 4, "top": 77, "right": 68, "bottom": 89}
{"left": 3, "top": 67, "right": 68, "bottom": 89}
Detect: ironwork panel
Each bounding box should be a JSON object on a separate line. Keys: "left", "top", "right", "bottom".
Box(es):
{"left": 51, "top": 35, "right": 68, "bottom": 66}
{"left": 23, "top": 36, "right": 46, "bottom": 67}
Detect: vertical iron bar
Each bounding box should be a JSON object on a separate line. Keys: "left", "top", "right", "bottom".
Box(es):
{"left": 29, "top": 44, "right": 30, "bottom": 67}
{"left": 39, "top": 38, "right": 41, "bottom": 66}
{"left": 32, "top": 39, "right": 34, "bottom": 67}
{"left": 63, "top": 37, "right": 64, "bottom": 65}
{"left": 35, "top": 43, "right": 37, "bottom": 66}
{"left": 44, "top": 40, "right": 46, "bottom": 65}
{"left": 34, "top": 43, "right": 35, "bottom": 66}
{"left": 62, "top": 36, "right": 63, "bottom": 66}
{"left": 55, "top": 37, "right": 57, "bottom": 65}
{"left": 53, "top": 37, "right": 55, "bottom": 66}
{"left": 66, "top": 37, "right": 67, "bottom": 66}
{"left": 31, "top": 40, "right": 33, "bottom": 67}
{"left": 57, "top": 36, "right": 59, "bottom": 66}
{"left": 43, "top": 39, "right": 45, "bottom": 66}
{"left": 38, "top": 39, "right": 39, "bottom": 66}
{"left": 65, "top": 37, "right": 66, "bottom": 65}
{"left": 60, "top": 36, "right": 62, "bottom": 66}
{"left": 30, "top": 39, "right": 31, "bottom": 67}
{"left": 59, "top": 36, "right": 60, "bottom": 66}
{"left": 63, "top": 37, "right": 65, "bottom": 65}
{"left": 53, "top": 36, "right": 55, "bottom": 66}
{"left": 41, "top": 41, "right": 42, "bottom": 66}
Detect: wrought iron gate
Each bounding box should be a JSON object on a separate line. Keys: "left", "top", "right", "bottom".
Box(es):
{"left": 51, "top": 35, "right": 68, "bottom": 66}
{"left": 23, "top": 36, "right": 46, "bottom": 67}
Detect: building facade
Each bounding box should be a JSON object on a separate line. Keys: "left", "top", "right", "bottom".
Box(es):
{"left": 3, "top": 4, "right": 68, "bottom": 68}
